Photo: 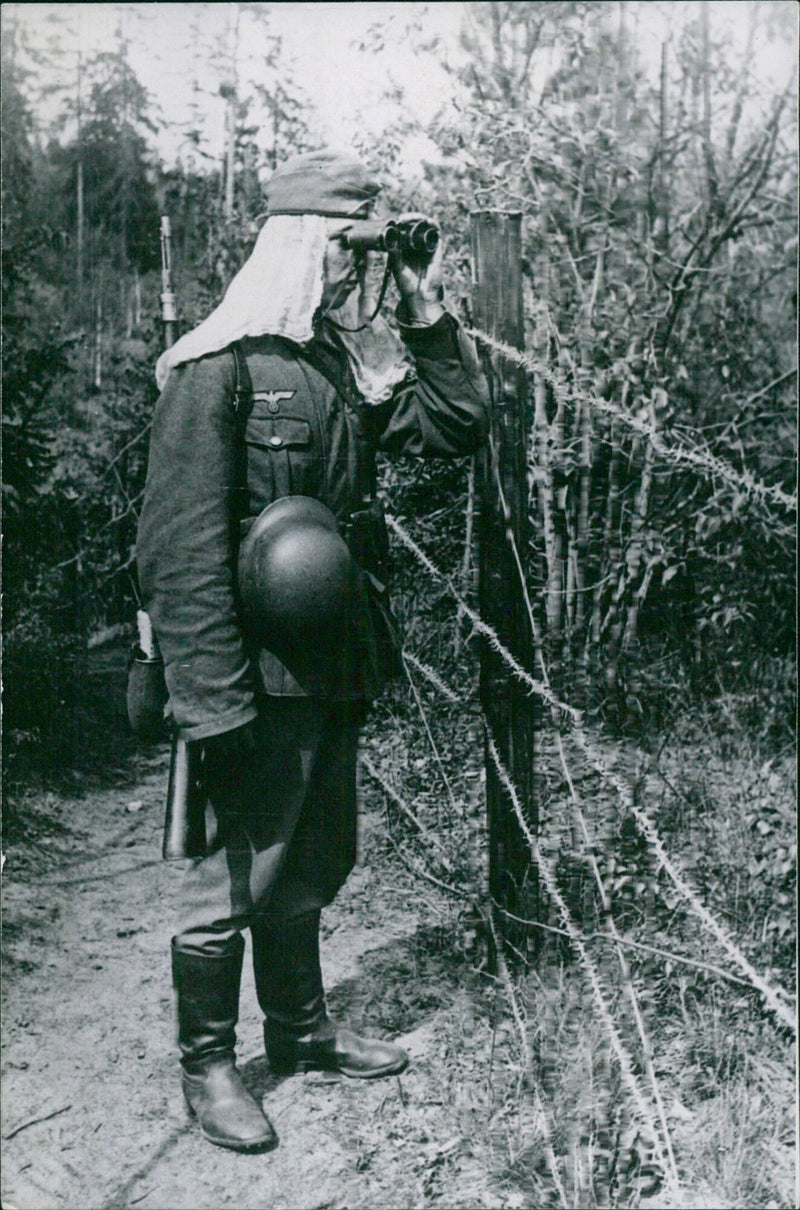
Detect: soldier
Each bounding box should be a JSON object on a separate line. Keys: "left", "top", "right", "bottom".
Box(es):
{"left": 137, "top": 149, "right": 489, "bottom": 1153}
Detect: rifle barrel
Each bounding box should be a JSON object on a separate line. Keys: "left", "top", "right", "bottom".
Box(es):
{"left": 159, "top": 215, "right": 177, "bottom": 347}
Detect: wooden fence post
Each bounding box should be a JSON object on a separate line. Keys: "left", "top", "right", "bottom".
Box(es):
{"left": 470, "top": 210, "right": 538, "bottom": 965}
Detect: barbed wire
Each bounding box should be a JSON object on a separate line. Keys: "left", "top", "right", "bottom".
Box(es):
{"left": 369, "top": 660, "right": 765, "bottom": 995}
{"left": 484, "top": 909, "right": 570, "bottom": 1209}
{"left": 484, "top": 725, "right": 682, "bottom": 1199}
{"left": 386, "top": 510, "right": 797, "bottom": 1033}
{"left": 466, "top": 326, "right": 797, "bottom": 514}
{"left": 555, "top": 730, "right": 681, "bottom": 1190}
{"left": 483, "top": 432, "right": 796, "bottom": 1030}
{"left": 387, "top": 514, "right": 580, "bottom": 721}
{"left": 402, "top": 651, "right": 461, "bottom": 703}
{"left": 402, "top": 654, "right": 460, "bottom": 818}
{"left": 368, "top": 653, "right": 680, "bottom": 1198}
{"left": 381, "top": 429, "right": 792, "bottom": 1186}
{"left": 490, "top": 904, "right": 754, "bottom": 989}
{"left": 361, "top": 752, "right": 456, "bottom": 876}
{"left": 570, "top": 726, "right": 796, "bottom": 1031}
{"left": 402, "top": 636, "right": 783, "bottom": 996}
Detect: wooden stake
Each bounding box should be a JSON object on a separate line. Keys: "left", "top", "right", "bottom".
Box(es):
{"left": 470, "top": 211, "right": 537, "bottom": 968}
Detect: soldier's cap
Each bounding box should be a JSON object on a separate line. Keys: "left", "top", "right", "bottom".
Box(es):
{"left": 265, "top": 150, "right": 380, "bottom": 218}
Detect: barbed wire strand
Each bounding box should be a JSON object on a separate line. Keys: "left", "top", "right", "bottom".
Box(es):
{"left": 372, "top": 648, "right": 761, "bottom": 995}
{"left": 569, "top": 726, "right": 796, "bottom": 1032}
{"left": 403, "top": 643, "right": 765, "bottom": 993}
{"left": 488, "top": 420, "right": 673, "bottom": 1153}
{"left": 484, "top": 442, "right": 700, "bottom": 1187}
{"left": 485, "top": 910, "right": 570, "bottom": 1209}
{"left": 387, "top": 514, "right": 579, "bottom": 720}
{"left": 484, "top": 725, "right": 680, "bottom": 1201}
{"left": 381, "top": 621, "right": 775, "bottom": 1197}
{"left": 487, "top": 421, "right": 797, "bottom": 1033}
{"left": 370, "top": 661, "right": 763, "bottom": 1001}
{"left": 402, "top": 653, "right": 460, "bottom": 816}
{"left": 402, "top": 651, "right": 461, "bottom": 702}
{"left": 556, "top": 732, "right": 681, "bottom": 1193}
{"left": 466, "top": 326, "right": 797, "bottom": 514}
{"left": 491, "top": 905, "right": 753, "bottom": 989}
{"left": 372, "top": 633, "right": 772, "bottom": 1203}
{"left": 387, "top": 511, "right": 796, "bottom": 1033}
{"left": 361, "top": 752, "right": 455, "bottom": 874}
{"left": 401, "top": 623, "right": 565, "bottom": 1198}
{"left": 378, "top": 824, "right": 468, "bottom": 901}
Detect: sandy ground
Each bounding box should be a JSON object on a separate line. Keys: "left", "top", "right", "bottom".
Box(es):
{"left": 2, "top": 749, "right": 494, "bottom": 1210}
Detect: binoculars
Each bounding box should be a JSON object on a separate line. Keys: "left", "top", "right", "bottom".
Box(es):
{"left": 342, "top": 218, "right": 440, "bottom": 257}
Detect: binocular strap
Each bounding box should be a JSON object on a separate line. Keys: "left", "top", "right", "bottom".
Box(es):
{"left": 324, "top": 259, "right": 393, "bottom": 334}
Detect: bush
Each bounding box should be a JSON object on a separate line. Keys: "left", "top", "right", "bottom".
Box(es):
{"left": 2, "top": 610, "right": 85, "bottom": 783}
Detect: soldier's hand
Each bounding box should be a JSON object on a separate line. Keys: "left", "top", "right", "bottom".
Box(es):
{"left": 390, "top": 212, "right": 445, "bottom": 325}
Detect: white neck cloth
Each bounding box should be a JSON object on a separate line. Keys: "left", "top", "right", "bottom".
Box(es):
{"left": 155, "top": 215, "right": 327, "bottom": 390}
{"left": 154, "top": 215, "right": 411, "bottom": 406}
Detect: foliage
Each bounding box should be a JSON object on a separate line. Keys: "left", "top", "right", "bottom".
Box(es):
{"left": 1, "top": 2, "right": 318, "bottom": 780}
{"left": 361, "top": 13, "right": 796, "bottom": 1203}
{"left": 51, "top": 51, "right": 161, "bottom": 275}
{"left": 417, "top": 1, "right": 796, "bottom": 711}
{"left": 1, "top": 0, "right": 793, "bottom": 823}
{"left": 1, "top": 5, "right": 795, "bottom": 1204}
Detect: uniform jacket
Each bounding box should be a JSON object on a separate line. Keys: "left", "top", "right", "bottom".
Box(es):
{"left": 136, "top": 307, "right": 488, "bottom": 741}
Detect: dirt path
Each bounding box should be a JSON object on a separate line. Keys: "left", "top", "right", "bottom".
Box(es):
{"left": 2, "top": 749, "right": 496, "bottom": 1210}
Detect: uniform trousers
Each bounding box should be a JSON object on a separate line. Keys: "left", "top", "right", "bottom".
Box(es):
{"left": 174, "top": 697, "right": 361, "bottom": 955}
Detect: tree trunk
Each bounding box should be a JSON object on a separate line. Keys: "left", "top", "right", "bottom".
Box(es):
{"left": 76, "top": 17, "right": 84, "bottom": 310}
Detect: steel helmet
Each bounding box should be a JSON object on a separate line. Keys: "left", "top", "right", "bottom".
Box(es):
{"left": 237, "top": 496, "right": 367, "bottom": 693}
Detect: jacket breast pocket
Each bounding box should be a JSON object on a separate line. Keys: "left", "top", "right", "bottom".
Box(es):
{"left": 244, "top": 415, "right": 318, "bottom": 500}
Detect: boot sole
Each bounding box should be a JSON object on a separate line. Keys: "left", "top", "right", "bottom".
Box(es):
{"left": 184, "top": 1097, "right": 279, "bottom": 1153}
{"left": 339, "top": 1056, "right": 409, "bottom": 1079}
{"left": 271, "top": 1055, "right": 409, "bottom": 1079}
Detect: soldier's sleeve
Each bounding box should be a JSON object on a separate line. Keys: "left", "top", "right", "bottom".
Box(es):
{"left": 136, "top": 353, "right": 258, "bottom": 741}
{"left": 368, "top": 306, "right": 489, "bottom": 457}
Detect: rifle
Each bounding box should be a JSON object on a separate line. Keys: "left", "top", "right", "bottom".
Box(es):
{"left": 159, "top": 215, "right": 177, "bottom": 348}
{"left": 127, "top": 215, "right": 209, "bottom": 860}
{"left": 125, "top": 220, "right": 175, "bottom": 744}
{"left": 162, "top": 727, "right": 208, "bottom": 861}
{"left": 158, "top": 215, "right": 210, "bottom": 861}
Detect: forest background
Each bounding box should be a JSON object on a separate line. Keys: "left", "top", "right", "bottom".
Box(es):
{"left": 1, "top": 3, "right": 797, "bottom": 1208}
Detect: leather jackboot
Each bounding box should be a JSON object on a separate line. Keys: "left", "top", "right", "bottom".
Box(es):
{"left": 172, "top": 935, "right": 278, "bottom": 1153}
{"left": 251, "top": 910, "right": 408, "bottom": 1079}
